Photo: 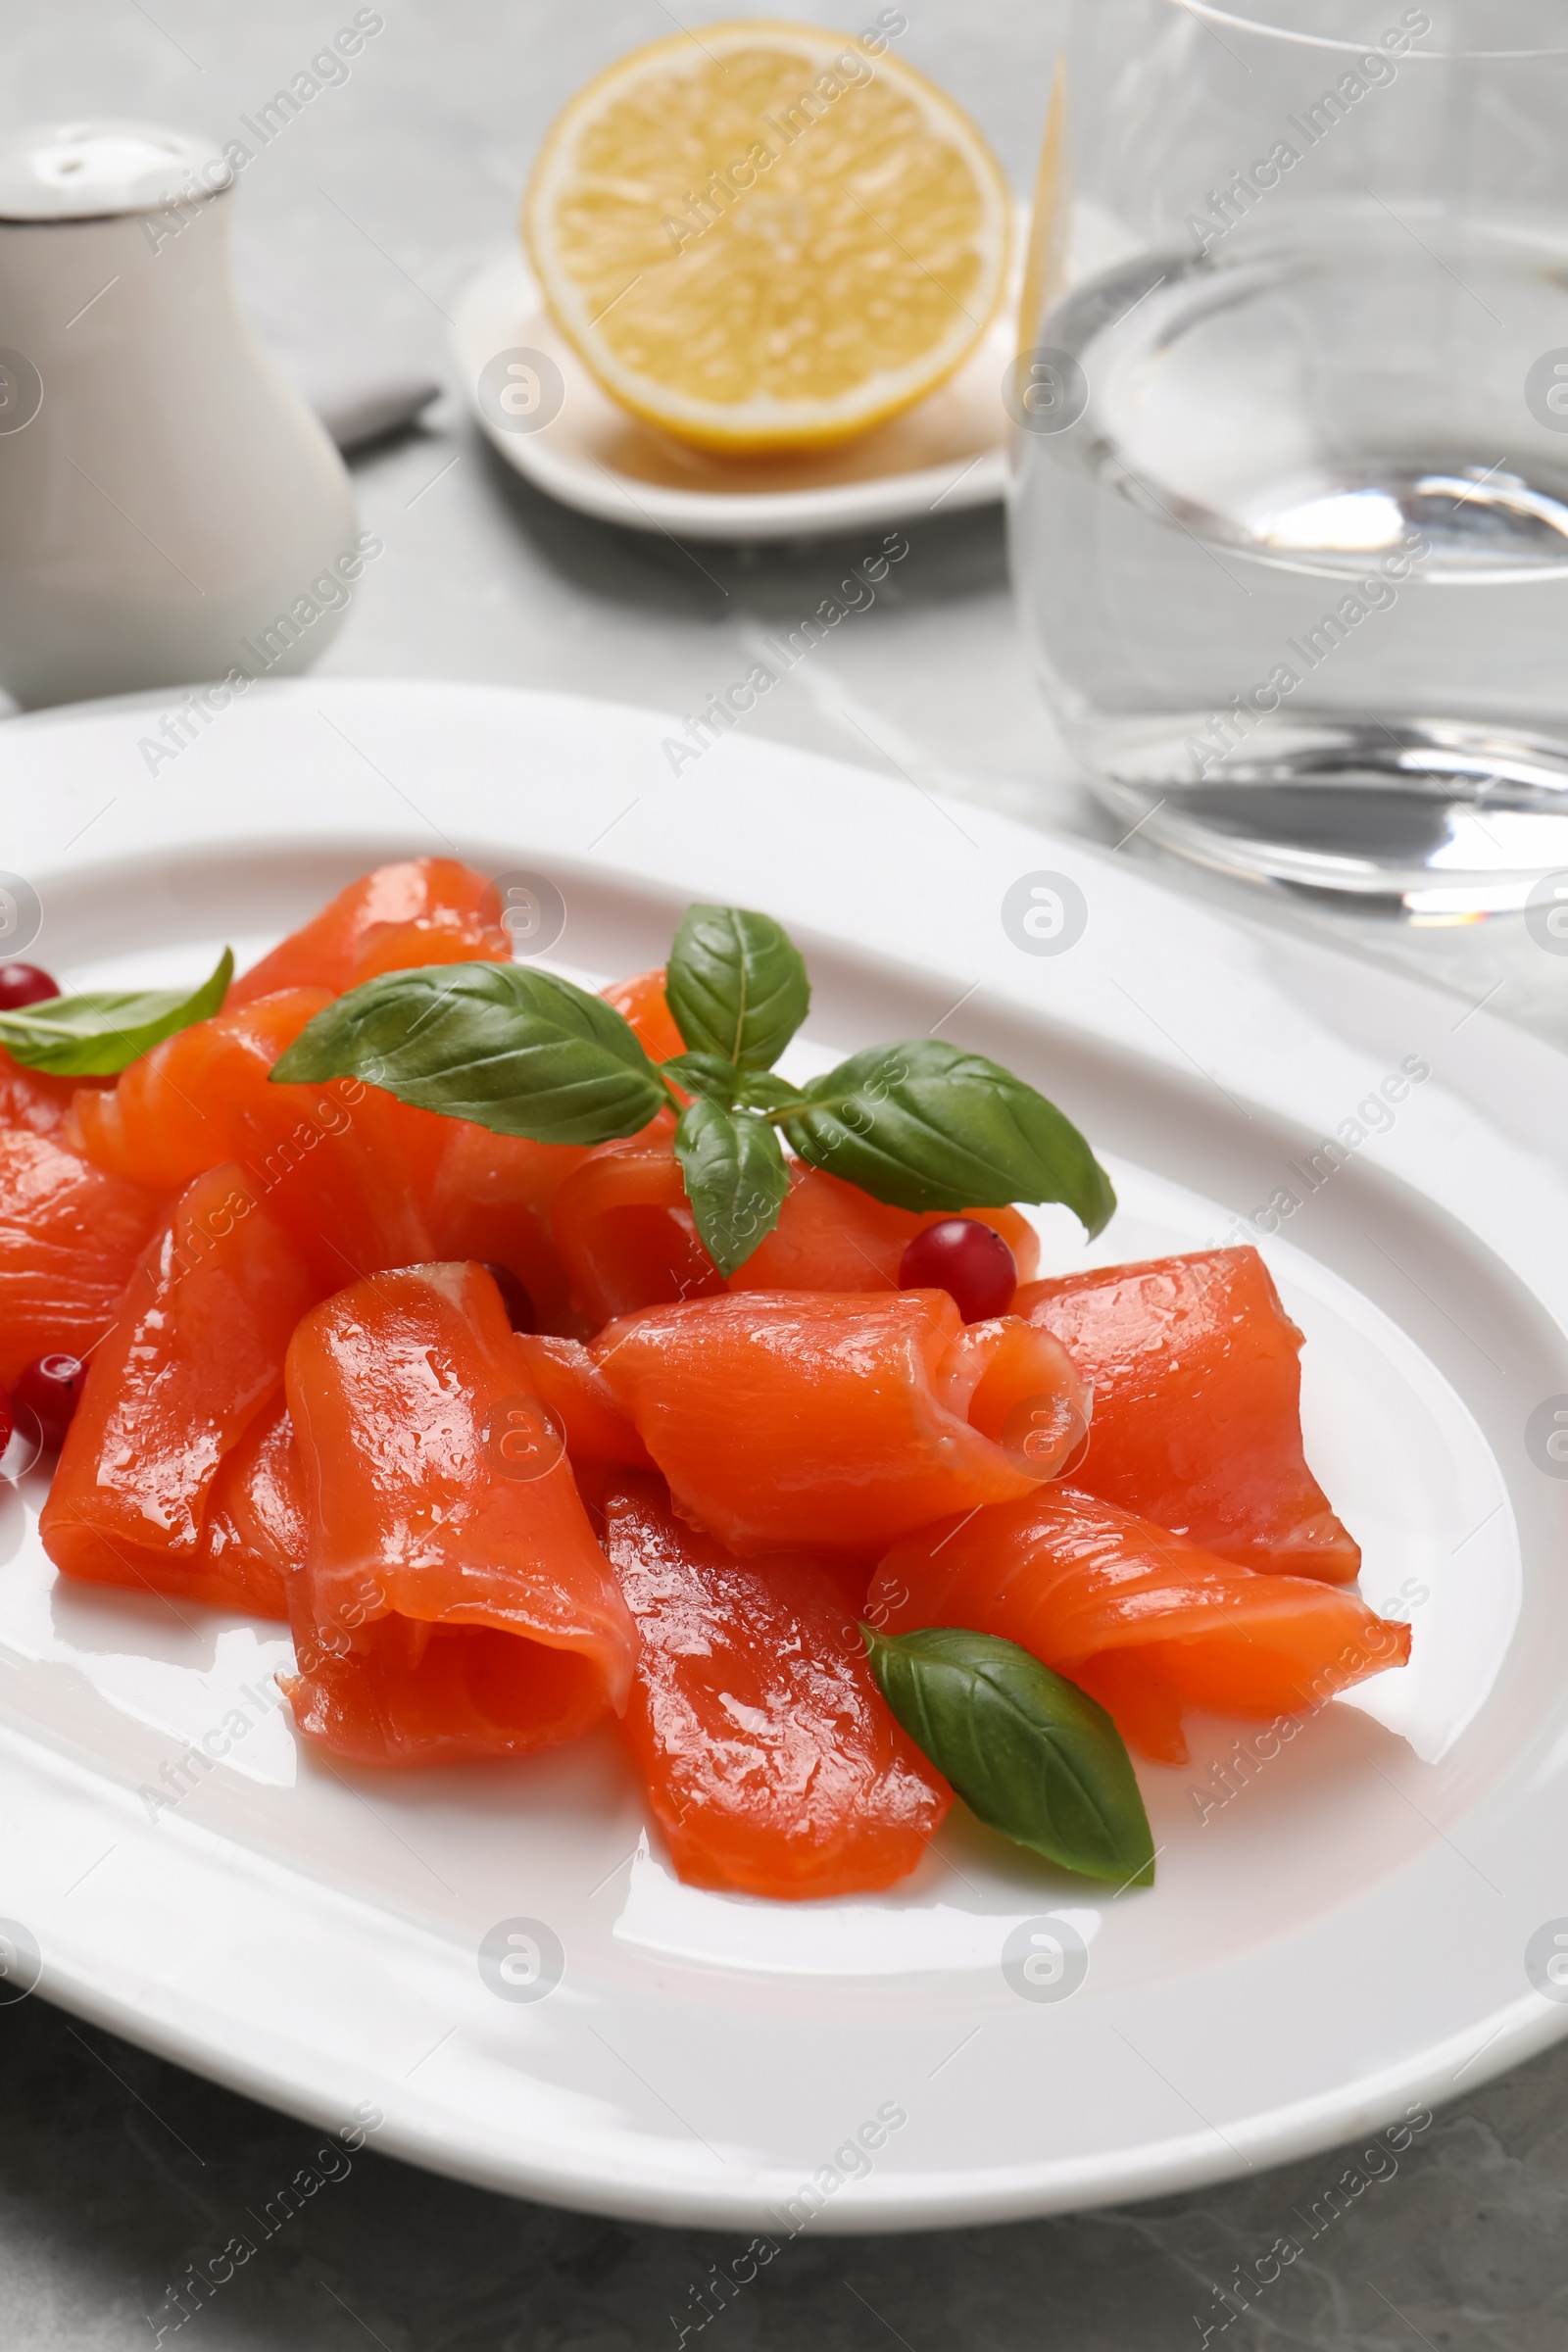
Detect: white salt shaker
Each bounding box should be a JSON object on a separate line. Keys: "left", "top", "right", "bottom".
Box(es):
{"left": 0, "top": 120, "right": 360, "bottom": 708}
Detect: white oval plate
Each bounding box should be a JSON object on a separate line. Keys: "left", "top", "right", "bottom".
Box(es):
{"left": 450, "top": 246, "right": 1010, "bottom": 542}
{"left": 2, "top": 678, "right": 1567, "bottom": 2232}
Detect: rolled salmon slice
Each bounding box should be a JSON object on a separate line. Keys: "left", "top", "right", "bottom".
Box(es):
{"left": 280, "top": 1613, "right": 612, "bottom": 1769}
{"left": 226, "top": 858, "right": 505, "bottom": 1006}
{"left": 868, "top": 1487, "right": 1409, "bottom": 1765}
{"left": 71, "top": 988, "right": 333, "bottom": 1194}
{"left": 552, "top": 1129, "right": 723, "bottom": 1326}
{"left": 725, "top": 1165, "right": 1040, "bottom": 1295}
{"left": 423, "top": 1126, "right": 590, "bottom": 1335}
{"left": 193, "top": 1393, "right": 305, "bottom": 1622}
{"left": 40, "top": 1163, "right": 320, "bottom": 1599}
{"left": 73, "top": 986, "right": 439, "bottom": 1285}
{"left": 605, "top": 1472, "right": 950, "bottom": 1897}
{"left": 510, "top": 1333, "right": 653, "bottom": 1468}
{"left": 0, "top": 1047, "right": 113, "bottom": 1140}
{"left": 346, "top": 906, "right": 512, "bottom": 984}
{"left": 281, "top": 1262, "right": 639, "bottom": 1765}
{"left": 0, "top": 1128, "right": 167, "bottom": 1387}
{"left": 593, "top": 1288, "right": 1090, "bottom": 1556}
{"left": 1017, "top": 1248, "right": 1360, "bottom": 1583}
{"left": 555, "top": 1130, "right": 1042, "bottom": 1325}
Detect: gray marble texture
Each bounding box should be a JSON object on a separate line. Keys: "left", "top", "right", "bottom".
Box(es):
{"left": 2, "top": 2, "right": 1567, "bottom": 2344}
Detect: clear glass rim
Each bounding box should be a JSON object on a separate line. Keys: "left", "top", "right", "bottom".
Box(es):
{"left": 1173, "top": 3, "right": 1568, "bottom": 64}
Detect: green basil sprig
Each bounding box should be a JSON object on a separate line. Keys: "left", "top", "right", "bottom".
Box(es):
{"left": 672, "top": 1099, "right": 792, "bottom": 1278}
{"left": 782, "top": 1041, "right": 1115, "bottom": 1228}
{"left": 664, "top": 904, "right": 809, "bottom": 1070}
{"left": 862, "top": 1625, "right": 1155, "bottom": 1886}
{"left": 0, "top": 947, "right": 234, "bottom": 1076}
{"left": 271, "top": 961, "right": 666, "bottom": 1145}
{"left": 271, "top": 901, "right": 1116, "bottom": 1271}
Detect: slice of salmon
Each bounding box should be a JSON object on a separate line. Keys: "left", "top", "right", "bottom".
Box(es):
{"left": 226, "top": 858, "right": 504, "bottom": 1006}
{"left": 73, "top": 988, "right": 331, "bottom": 1193}
{"left": 867, "top": 1486, "right": 1409, "bottom": 1765}
{"left": 423, "top": 1125, "right": 590, "bottom": 1335}
{"left": 281, "top": 1262, "right": 639, "bottom": 1764}
{"left": 727, "top": 1166, "right": 1041, "bottom": 1295}
{"left": 347, "top": 906, "right": 511, "bottom": 985}
{"left": 602, "top": 966, "right": 685, "bottom": 1062}
{"left": 74, "top": 987, "right": 436, "bottom": 1286}
{"left": 605, "top": 1472, "right": 950, "bottom": 1897}
{"left": 0, "top": 1048, "right": 114, "bottom": 1140}
{"left": 1017, "top": 1248, "right": 1360, "bottom": 1583}
{"left": 555, "top": 1131, "right": 1042, "bottom": 1326}
{"left": 280, "top": 1612, "right": 613, "bottom": 1768}
{"left": 552, "top": 1129, "right": 722, "bottom": 1326}
{"left": 192, "top": 1395, "right": 303, "bottom": 1621}
{"left": 593, "top": 1289, "right": 1090, "bottom": 1556}
{"left": 511, "top": 1334, "right": 653, "bottom": 1467}
{"left": 0, "top": 1130, "right": 167, "bottom": 1387}
{"left": 40, "top": 1165, "right": 320, "bottom": 1598}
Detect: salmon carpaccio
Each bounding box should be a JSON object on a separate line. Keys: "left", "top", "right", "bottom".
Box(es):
{"left": 0, "top": 1047, "right": 114, "bottom": 1140}
{"left": 194, "top": 1394, "right": 304, "bottom": 1621}
{"left": 867, "top": 1487, "right": 1409, "bottom": 1765}
{"left": 555, "top": 1134, "right": 1041, "bottom": 1326}
{"left": 281, "top": 1262, "right": 638, "bottom": 1765}
{"left": 40, "top": 1163, "right": 319, "bottom": 1602}
{"left": 73, "top": 987, "right": 445, "bottom": 1287}
{"left": 225, "top": 857, "right": 508, "bottom": 1006}
{"left": 1017, "top": 1248, "right": 1360, "bottom": 1583}
{"left": 0, "top": 1128, "right": 167, "bottom": 1386}
{"left": 593, "top": 1289, "right": 1089, "bottom": 1555}
{"left": 605, "top": 1473, "right": 950, "bottom": 1897}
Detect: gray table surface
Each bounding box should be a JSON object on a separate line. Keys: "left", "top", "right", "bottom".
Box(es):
{"left": 4, "top": 4, "right": 1567, "bottom": 2346}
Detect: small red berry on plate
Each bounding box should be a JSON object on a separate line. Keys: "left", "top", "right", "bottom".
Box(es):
{"left": 14, "top": 1353, "right": 85, "bottom": 1447}
{"left": 0, "top": 962, "right": 59, "bottom": 1011}
{"left": 481, "top": 1263, "right": 536, "bottom": 1335}
{"left": 899, "top": 1217, "right": 1017, "bottom": 1323}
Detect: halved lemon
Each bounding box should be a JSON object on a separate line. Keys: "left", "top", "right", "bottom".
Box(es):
{"left": 521, "top": 20, "right": 1011, "bottom": 454}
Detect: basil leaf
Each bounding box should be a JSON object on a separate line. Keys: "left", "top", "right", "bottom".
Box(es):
{"left": 0, "top": 946, "right": 233, "bottom": 1075}
{"left": 781, "top": 1040, "right": 1115, "bottom": 1236}
{"left": 864, "top": 1626, "right": 1154, "bottom": 1886}
{"left": 672, "top": 1100, "right": 791, "bottom": 1276}
{"left": 270, "top": 961, "right": 666, "bottom": 1145}
{"left": 736, "top": 1068, "right": 804, "bottom": 1113}
{"left": 662, "top": 1051, "right": 741, "bottom": 1107}
{"left": 665, "top": 905, "right": 810, "bottom": 1070}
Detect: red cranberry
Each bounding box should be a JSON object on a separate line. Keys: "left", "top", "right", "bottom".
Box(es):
{"left": 0, "top": 962, "right": 59, "bottom": 1011}
{"left": 13, "top": 1353, "right": 85, "bottom": 1447}
{"left": 481, "top": 1263, "right": 536, "bottom": 1334}
{"left": 0, "top": 1386, "right": 11, "bottom": 1456}
{"left": 899, "top": 1217, "right": 1017, "bottom": 1323}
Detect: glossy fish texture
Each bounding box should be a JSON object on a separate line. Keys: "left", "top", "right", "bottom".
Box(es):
{"left": 226, "top": 858, "right": 506, "bottom": 1006}
{"left": 281, "top": 1262, "right": 639, "bottom": 1765}
{"left": 605, "top": 1473, "right": 950, "bottom": 1897}
{"left": 188, "top": 1393, "right": 304, "bottom": 1622}
{"left": 0, "top": 1129, "right": 167, "bottom": 1387}
{"left": 1017, "top": 1248, "right": 1361, "bottom": 1584}
{"left": 73, "top": 986, "right": 440, "bottom": 1286}
{"left": 555, "top": 1131, "right": 1042, "bottom": 1327}
{"left": 40, "top": 1164, "right": 319, "bottom": 1598}
{"left": 593, "top": 1288, "right": 1090, "bottom": 1556}
{"left": 867, "top": 1486, "right": 1409, "bottom": 1766}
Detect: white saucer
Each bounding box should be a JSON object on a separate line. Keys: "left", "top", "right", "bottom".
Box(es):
{"left": 450, "top": 244, "right": 1013, "bottom": 543}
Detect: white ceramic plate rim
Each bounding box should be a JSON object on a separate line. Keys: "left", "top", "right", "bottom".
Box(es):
{"left": 1, "top": 678, "right": 1566, "bottom": 2233}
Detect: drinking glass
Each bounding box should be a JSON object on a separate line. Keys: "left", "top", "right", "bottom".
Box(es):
{"left": 1008, "top": 1, "right": 1568, "bottom": 912}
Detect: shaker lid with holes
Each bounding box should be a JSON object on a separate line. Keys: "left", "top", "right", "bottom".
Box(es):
{"left": 0, "top": 120, "right": 231, "bottom": 221}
